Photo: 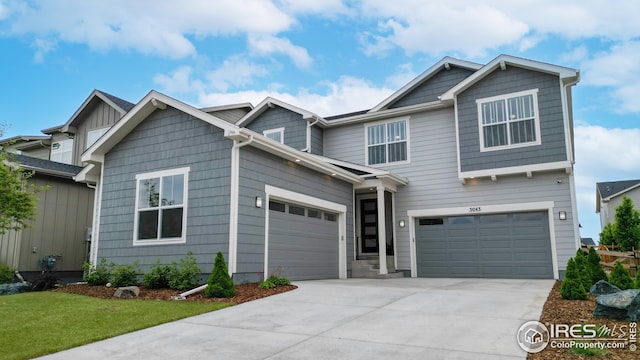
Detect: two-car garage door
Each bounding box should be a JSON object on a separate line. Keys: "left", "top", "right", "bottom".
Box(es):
{"left": 415, "top": 211, "right": 553, "bottom": 279}
{"left": 268, "top": 200, "right": 340, "bottom": 280}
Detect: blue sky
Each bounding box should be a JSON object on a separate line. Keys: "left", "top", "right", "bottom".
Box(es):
{"left": 1, "top": 0, "right": 639, "bottom": 242}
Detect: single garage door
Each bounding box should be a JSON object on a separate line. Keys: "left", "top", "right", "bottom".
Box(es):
{"left": 415, "top": 211, "right": 553, "bottom": 279}
{"left": 268, "top": 200, "right": 339, "bottom": 280}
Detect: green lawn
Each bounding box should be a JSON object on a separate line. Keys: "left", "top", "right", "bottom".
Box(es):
{"left": 0, "top": 291, "right": 232, "bottom": 360}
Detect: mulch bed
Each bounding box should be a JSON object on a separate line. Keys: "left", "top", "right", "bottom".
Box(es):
{"left": 51, "top": 282, "right": 297, "bottom": 304}
{"left": 528, "top": 281, "right": 637, "bottom": 360}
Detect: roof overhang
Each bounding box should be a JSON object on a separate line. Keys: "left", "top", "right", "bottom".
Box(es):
{"left": 440, "top": 54, "right": 580, "bottom": 102}
{"left": 82, "top": 91, "right": 238, "bottom": 164}
{"left": 236, "top": 97, "right": 328, "bottom": 127}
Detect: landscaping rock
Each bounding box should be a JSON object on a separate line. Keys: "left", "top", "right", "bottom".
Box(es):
{"left": 0, "top": 282, "right": 30, "bottom": 296}
{"left": 589, "top": 280, "right": 621, "bottom": 295}
{"left": 594, "top": 289, "right": 640, "bottom": 321}
{"left": 113, "top": 286, "right": 140, "bottom": 298}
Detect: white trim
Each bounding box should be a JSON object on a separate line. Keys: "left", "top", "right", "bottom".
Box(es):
{"left": 569, "top": 172, "right": 581, "bottom": 250}
{"left": 263, "top": 185, "right": 347, "bottom": 279}
{"left": 263, "top": 127, "right": 284, "bottom": 144}
{"left": 459, "top": 160, "right": 572, "bottom": 180}
{"left": 237, "top": 97, "right": 326, "bottom": 127}
{"left": 454, "top": 96, "right": 463, "bottom": 177}
{"left": 559, "top": 79, "right": 574, "bottom": 163}
{"left": 476, "top": 89, "right": 541, "bottom": 152}
{"left": 90, "top": 164, "right": 104, "bottom": 265}
{"left": 133, "top": 167, "right": 190, "bottom": 246}
{"left": 228, "top": 144, "right": 239, "bottom": 275}
{"left": 407, "top": 201, "right": 559, "bottom": 279}
{"left": 391, "top": 191, "right": 398, "bottom": 270}
{"left": 364, "top": 117, "right": 410, "bottom": 166}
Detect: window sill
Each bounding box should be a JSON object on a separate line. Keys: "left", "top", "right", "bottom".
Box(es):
{"left": 133, "top": 238, "right": 186, "bottom": 246}
{"left": 479, "top": 141, "right": 541, "bottom": 152}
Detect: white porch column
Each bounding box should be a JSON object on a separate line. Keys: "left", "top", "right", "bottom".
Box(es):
{"left": 377, "top": 185, "right": 388, "bottom": 275}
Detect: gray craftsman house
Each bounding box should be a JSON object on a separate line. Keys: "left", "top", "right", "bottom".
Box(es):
{"left": 77, "top": 54, "right": 580, "bottom": 281}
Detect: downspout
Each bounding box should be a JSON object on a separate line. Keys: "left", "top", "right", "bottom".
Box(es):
{"left": 300, "top": 117, "right": 320, "bottom": 153}
{"left": 228, "top": 135, "right": 254, "bottom": 277}
{"left": 562, "top": 77, "right": 582, "bottom": 251}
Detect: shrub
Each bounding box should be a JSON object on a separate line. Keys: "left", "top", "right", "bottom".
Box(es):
{"left": 204, "top": 252, "right": 235, "bottom": 298}
{"left": 83, "top": 258, "right": 112, "bottom": 286}
{"left": 0, "top": 264, "right": 14, "bottom": 284}
{"left": 635, "top": 269, "right": 640, "bottom": 289}
{"left": 168, "top": 252, "right": 201, "bottom": 291}
{"left": 111, "top": 262, "right": 140, "bottom": 287}
{"left": 266, "top": 275, "right": 290, "bottom": 286}
{"left": 609, "top": 262, "right": 634, "bottom": 290}
{"left": 599, "top": 223, "right": 616, "bottom": 246}
{"left": 573, "top": 249, "right": 591, "bottom": 291}
{"left": 560, "top": 258, "right": 588, "bottom": 300}
{"left": 258, "top": 280, "right": 276, "bottom": 289}
{"left": 587, "top": 247, "right": 608, "bottom": 285}
{"left": 613, "top": 196, "right": 640, "bottom": 251}
{"left": 143, "top": 260, "right": 171, "bottom": 289}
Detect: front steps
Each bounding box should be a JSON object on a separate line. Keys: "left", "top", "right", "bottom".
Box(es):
{"left": 351, "top": 256, "right": 404, "bottom": 279}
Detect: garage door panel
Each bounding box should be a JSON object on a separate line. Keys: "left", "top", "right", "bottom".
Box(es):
{"left": 416, "top": 211, "right": 553, "bottom": 279}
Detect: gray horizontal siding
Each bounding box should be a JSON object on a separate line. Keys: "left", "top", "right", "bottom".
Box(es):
{"left": 98, "top": 106, "right": 233, "bottom": 273}
{"left": 208, "top": 108, "right": 250, "bottom": 123}
{"left": 310, "top": 125, "right": 323, "bottom": 155}
{"left": 458, "top": 67, "right": 568, "bottom": 172}
{"left": 236, "top": 146, "right": 354, "bottom": 280}
{"left": 390, "top": 66, "right": 474, "bottom": 108}
{"left": 323, "top": 124, "right": 365, "bottom": 164}
{"left": 246, "top": 106, "right": 307, "bottom": 151}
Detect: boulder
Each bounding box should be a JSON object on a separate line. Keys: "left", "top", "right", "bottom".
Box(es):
{"left": 113, "top": 286, "right": 140, "bottom": 298}
{"left": 594, "top": 289, "right": 640, "bottom": 321}
{"left": 589, "top": 280, "right": 621, "bottom": 295}
{"left": 0, "top": 282, "right": 30, "bottom": 296}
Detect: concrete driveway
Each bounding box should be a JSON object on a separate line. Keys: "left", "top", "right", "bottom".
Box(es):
{"left": 39, "top": 278, "right": 553, "bottom": 359}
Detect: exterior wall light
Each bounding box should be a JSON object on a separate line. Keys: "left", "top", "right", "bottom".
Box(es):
{"left": 399, "top": 219, "right": 406, "bottom": 228}
{"left": 559, "top": 211, "right": 566, "bottom": 220}
{"left": 255, "top": 197, "right": 263, "bottom": 208}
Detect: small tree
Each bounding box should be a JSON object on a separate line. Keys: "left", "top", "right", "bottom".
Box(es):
{"left": 635, "top": 269, "right": 640, "bottom": 289}
{"left": 587, "top": 247, "right": 608, "bottom": 285}
{"left": 204, "top": 252, "right": 235, "bottom": 298}
{"left": 609, "top": 262, "right": 634, "bottom": 290}
{"left": 599, "top": 223, "right": 616, "bottom": 246}
{"left": 613, "top": 196, "right": 640, "bottom": 251}
{"left": 573, "top": 249, "right": 592, "bottom": 291}
{"left": 560, "top": 258, "right": 588, "bottom": 300}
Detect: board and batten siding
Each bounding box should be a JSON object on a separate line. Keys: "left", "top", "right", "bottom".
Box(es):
{"left": 245, "top": 106, "right": 307, "bottom": 150}
{"left": 12, "top": 175, "right": 93, "bottom": 271}
{"left": 97, "top": 107, "right": 233, "bottom": 272}
{"left": 389, "top": 66, "right": 474, "bottom": 108}
{"left": 323, "top": 107, "right": 577, "bottom": 274}
{"left": 73, "top": 100, "right": 123, "bottom": 165}
{"left": 235, "top": 146, "right": 354, "bottom": 281}
{"left": 457, "top": 67, "right": 568, "bottom": 172}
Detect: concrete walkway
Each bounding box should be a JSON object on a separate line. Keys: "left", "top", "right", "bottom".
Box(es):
{"left": 39, "top": 278, "right": 553, "bottom": 359}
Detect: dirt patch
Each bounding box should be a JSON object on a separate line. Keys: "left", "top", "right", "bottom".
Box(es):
{"left": 528, "top": 281, "right": 637, "bottom": 359}
{"left": 51, "top": 282, "right": 297, "bottom": 304}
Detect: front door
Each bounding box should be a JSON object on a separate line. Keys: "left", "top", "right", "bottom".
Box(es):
{"left": 360, "top": 198, "right": 378, "bottom": 253}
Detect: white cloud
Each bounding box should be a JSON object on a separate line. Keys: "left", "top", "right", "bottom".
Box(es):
{"left": 206, "top": 57, "right": 268, "bottom": 92}
{"left": 31, "top": 38, "right": 56, "bottom": 63}
{"left": 277, "top": 0, "right": 351, "bottom": 17}
{"left": 4, "top": 0, "right": 293, "bottom": 59}
{"left": 573, "top": 125, "right": 640, "bottom": 240}
{"left": 248, "top": 34, "right": 312, "bottom": 69}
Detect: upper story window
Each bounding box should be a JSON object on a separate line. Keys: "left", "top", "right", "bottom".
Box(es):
{"left": 86, "top": 127, "right": 109, "bottom": 149}
{"left": 134, "top": 167, "right": 189, "bottom": 245}
{"left": 50, "top": 139, "right": 73, "bottom": 164}
{"left": 477, "top": 89, "right": 541, "bottom": 151}
{"left": 366, "top": 119, "right": 409, "bottom": 165}
{"left": 263, "top": 127, "right": 284, "bottom": 144}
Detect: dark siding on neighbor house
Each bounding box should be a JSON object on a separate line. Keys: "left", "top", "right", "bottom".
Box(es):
{"left": 389, "top": 67, "right": 474, "bottom": 108}
{"left": 235, "top": 146, "right": 354, "bottom": 282}
{"left": 97, "top": 107, "right": 233, "bottom": 272}
{"left": 245, "top": 106, "right": 307, "bottom": 150}
{"left": 457, "top": 66, "right": 567, "bottom": 172}
{"left": 73, "top": 100, "right": 123, "bottom": 165}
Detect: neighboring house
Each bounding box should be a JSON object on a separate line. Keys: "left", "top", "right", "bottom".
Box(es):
{"left": 596, "top": 180, "right": 640, "bottom": 229}
{"left": 0, "top": 90, "right": 134, "bottom": 275}
{"left": 581, "top": 238, "right": 595, "bottom": 247}
{"left": 77, "top": 54, "right": 580, "bottom": 281}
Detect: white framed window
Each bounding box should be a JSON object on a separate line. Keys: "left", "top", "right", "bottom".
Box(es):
{"left": 365, "top": 118, "right": 409, "bottom": 165}
{"left": 476, "top": 89, "right": 541, "bottom": 151}
{"left": 263, "top": 127, "right": 284, "bottom": 144}
{"left": 50, "top": 139, "right": 73, "bottom": 164}
{"left": 86, "top": 127, "right": 109, "bottom": 149}
{"left": 133, "top": 167, "right": 189, "bottom": 245}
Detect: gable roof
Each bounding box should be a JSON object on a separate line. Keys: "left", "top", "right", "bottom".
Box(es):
{"left": 440, "top": 54, "right": 579, "bottom": 101}
{"left": 42, "top": 89, "right": 134, "bottom": 135}
{"left": 0, "top": 135, "right": 51, "bottom": 150}
{"left": 370, "top": 57, "right": 482, "bottom": 112}
{"left": 236, "top": 97, "right": 327, "bottom": 127}
{"left": 597, "top": 179, "right": 640, "bottom": 201}
{"left": 10, "top": 153, "right": 83, "bottom": 179}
